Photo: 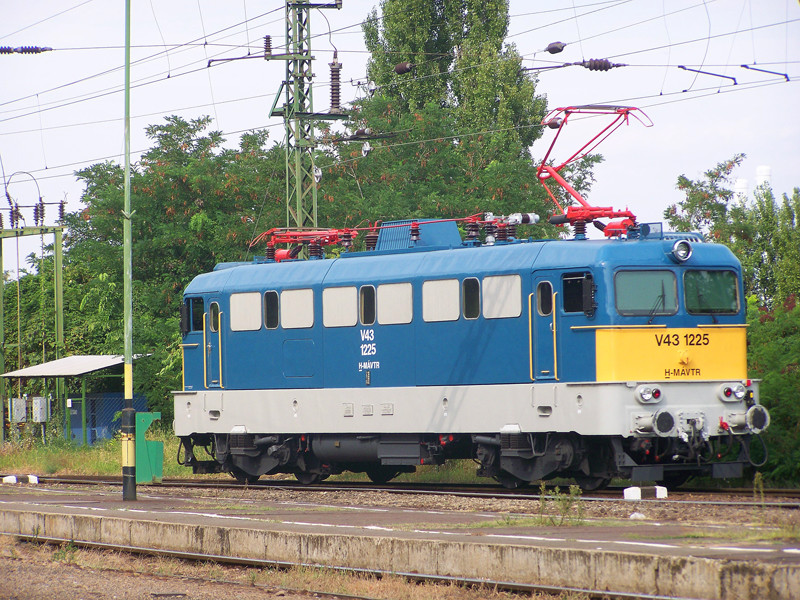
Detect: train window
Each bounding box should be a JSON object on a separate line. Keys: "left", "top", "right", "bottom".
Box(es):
{"left": 280, "top": 288, "right": 314, "bottom": 329}
{"left": 360, "top": 286, "right": 376, "bottom": 325}
{"left": 229, "top": 292, "right": 262, "bottom": 331}
{"left": 684, "top": 270, "right": 739, "bottom": 314}
{"left": 615, "top": 271, "right": 678, "bottom": 316}
{"left": 183, "top": 297, "right": 204, "bottom": 332}
{"left": 462, "top": 278, "right": 480, "bottom": 319}
{"left": 209, "top": 302, "right": 221, "bottom": 333}
{"left": 264, "top": 291, "right": 279, "bottom": 329}
{"left": 482, "top": 274, "right": 522, "bottom": 319}
{"left": 323, "top": 286, "right": 357, "bottom": 327}
{"left": 423, "top": 279, "right": 460, "bottom": 322}
{"left": 537, "top": 282, "right": 553, "bottom": 316}
{"left": 377, "top": 282, "right": 413, "bottom": 325}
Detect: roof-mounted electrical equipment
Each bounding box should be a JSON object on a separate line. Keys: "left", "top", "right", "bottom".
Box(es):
{"left": 536, "top": 105, "right": 652, "bottom": 239}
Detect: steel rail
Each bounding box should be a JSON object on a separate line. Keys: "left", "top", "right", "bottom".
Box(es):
{"left": 8, "top": 532, "right": 686, "bottom": 600}
{"left": 19, "top": 474, "right": 800, "bottom": 508}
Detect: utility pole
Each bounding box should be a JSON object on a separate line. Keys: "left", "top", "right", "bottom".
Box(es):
{"left": 266, "top": 0, "right": 348, "bottom": 230}
{"left": 121, "top": 0, "right": 136, "bottom": 501}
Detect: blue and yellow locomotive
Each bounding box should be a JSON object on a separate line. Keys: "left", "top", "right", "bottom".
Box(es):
{"left": 173, "top": 106, "right": 769, "bottom": 489}
{"left": 174, "top": 215, "right": 769, "bottom": 489}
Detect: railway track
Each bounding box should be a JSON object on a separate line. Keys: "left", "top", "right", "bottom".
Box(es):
{"left": 11, "top": 531, "right": 690, "bottom": 600}
{"left": 14, "top": 474, "right": 800, "bottom": 508}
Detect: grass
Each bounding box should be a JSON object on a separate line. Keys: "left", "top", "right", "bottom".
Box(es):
{"left": 0, "top": 427, "right": 193, "bottom": 479}
{"left": 0, "top": 427, "right": 489, "bottom": 484}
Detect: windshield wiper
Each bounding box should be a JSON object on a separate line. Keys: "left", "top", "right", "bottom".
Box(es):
{"left": 695, "top": 290, "right": 719, "bottom": 324}
{"left": 646, "top": 281, "right": 666, "bottom": 325}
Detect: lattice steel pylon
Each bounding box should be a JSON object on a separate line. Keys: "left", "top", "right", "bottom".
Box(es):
{"left": 267, "top": 0, "right": 347, "bottom": 230}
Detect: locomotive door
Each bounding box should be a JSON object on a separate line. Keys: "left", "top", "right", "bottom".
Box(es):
{"left": 531, "top": 274, "right": 558, "bottom": 381}
{"left": 204, "top": 299, "right": 223, "bottom": 388}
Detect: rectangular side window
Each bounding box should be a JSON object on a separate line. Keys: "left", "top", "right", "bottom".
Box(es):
{"left": 323, "top": 286, "right": 358, "bottom": 327}
{"left": 562, "top": 274, "right": 585, "bottom": 313}
{"left": 377, "top": 282, "right": 413, "bottom": 325}
{"left": 482, "top": 274, "right": 522, "bottom": 319}
{"left": 229, "top": 292, "right": 262, "bottom": 331}
{"left": 189, "top": 298, "right": 204, "bottom": 331}
{"left": 280, "top": 288, "right": 314, "bottom": 329}
{"left": 264, "top": 291, "right": 279, "bottom": 329}
{"left": 360, "top": 285, "right": 376, "bottom": 325}
{"left": 423, "top": 279, "right": 460, "bottom": 322}
{"left": 462, "top": 278, "right": 480, "bottom": 319}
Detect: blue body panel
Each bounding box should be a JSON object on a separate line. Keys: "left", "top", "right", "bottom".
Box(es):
{"left": 181, "top": 232, "right": 745, "bottom": 393}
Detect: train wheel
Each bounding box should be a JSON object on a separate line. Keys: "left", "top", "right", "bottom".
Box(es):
{"left": 495, "top": 473, "right": 528, "bottom": 489}
{"left": 229, "top": 468, "right": 260, "bottom": 485}
{"left": 575, "top": 476, "right": 611, "bottom": 492}
{"left": 366, "top": 467, "right": 401, "bottom": 484}
{"left": 294, "top": 471, "right": 322, "bottom": 485}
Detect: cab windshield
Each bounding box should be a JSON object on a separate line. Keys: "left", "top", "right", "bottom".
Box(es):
{"left": 684, "top": 270, "right": 739, "bottom": 314}
{"left": 614, "top": 271, "right": 678, "bottom": 316}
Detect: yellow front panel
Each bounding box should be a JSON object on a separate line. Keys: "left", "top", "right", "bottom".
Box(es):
{"left": 595, "top": 326, "right": 747, "bottom": 382}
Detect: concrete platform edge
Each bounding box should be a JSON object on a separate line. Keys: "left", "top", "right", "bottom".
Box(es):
{"left": 1, "top": 508, "right": 797, "bottom": 600}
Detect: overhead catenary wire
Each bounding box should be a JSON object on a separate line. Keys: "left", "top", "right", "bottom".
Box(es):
{"left": 0, "top": 7, "right": 285, "bottom": 111}
{"left": 1, "top": 3, "right": 792, "bottom": 195}
{"left": 1, "top": 3, "right": 793, "bottom": 125}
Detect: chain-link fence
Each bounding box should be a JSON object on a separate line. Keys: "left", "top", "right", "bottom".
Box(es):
{"left": 2, "top": 393, "right": 147, "bottom": 445}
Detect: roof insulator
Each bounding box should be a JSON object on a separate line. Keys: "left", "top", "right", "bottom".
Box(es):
{"left": 13, "top": 46, "right": 53, "bottom": 54}
{"left": 545, "top": 42, "right": 566, "bottom": 54}
{"left": 580, "top": 58, "right": 625, "bottom": 71}
{"left": 394, "top": 62, "right": 413, "bottom": 75}
{"left": 329, "top": 56, "right": 342, "bottom": 113}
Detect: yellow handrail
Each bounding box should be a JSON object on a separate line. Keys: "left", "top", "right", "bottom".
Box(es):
{"left": 217, "top": 311, "right": 224, "bottom": 389}
{"left": 552, "top": 291, "right": 559, "bottom": 381}
{"left": 202, "top": 312, "right": 208, "bottom": 389}
{"left": 527, "top": 293, "right": 535, "bottom": 381}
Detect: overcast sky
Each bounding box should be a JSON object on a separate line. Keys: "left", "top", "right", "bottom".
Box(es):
{"left": 1, "top": 0, "right": 798, "bottom": 274}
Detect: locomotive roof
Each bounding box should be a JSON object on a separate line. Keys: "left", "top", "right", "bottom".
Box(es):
{"left": 184, "top": 232, "right": 740, "bottom": 296}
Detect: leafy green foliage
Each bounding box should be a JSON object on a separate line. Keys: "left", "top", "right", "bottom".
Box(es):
{"left": 323, "top": 0, "right": 559, "bottom": 237}
{"left": 664, "top": 153, "right": 744, "bottom": 240}
{"left": 667, "top": 156, "right": 800, "bottom": 482}
{"left": 747, "top": 296, "right": 800, "bottom": 483}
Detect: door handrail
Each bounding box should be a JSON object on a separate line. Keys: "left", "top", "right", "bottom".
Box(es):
{"left": 202, "top": 312, "right": 208, "bottom": 389}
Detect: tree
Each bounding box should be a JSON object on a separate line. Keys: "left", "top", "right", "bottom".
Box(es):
{"left": 320, "top": 0, "right": 555, "bottom": 237}
{"left": 667, "top": 156, "right": 800, "bottom": 482}
{"left": 747, "top": 296, "right": 800, "bottom": 483}
{"left": 63, "top": 116, "right": 284, "bottom": 416}
{"left": 663, "top": 154, "right": 744, "bottom": 240}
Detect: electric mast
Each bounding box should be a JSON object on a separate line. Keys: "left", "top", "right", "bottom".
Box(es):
{"left": 266, "top": 0, "right": 347, "bottom": 230}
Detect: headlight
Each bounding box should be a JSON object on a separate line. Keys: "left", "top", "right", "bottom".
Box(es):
{"left": 719, "top": 382, "right": 749, "bottom": 402}
{"left": 636, "top": 385, "right": 663, "bottom": 404}
{"left": 670, "top": 240, "right": 692, "bottom": 263}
